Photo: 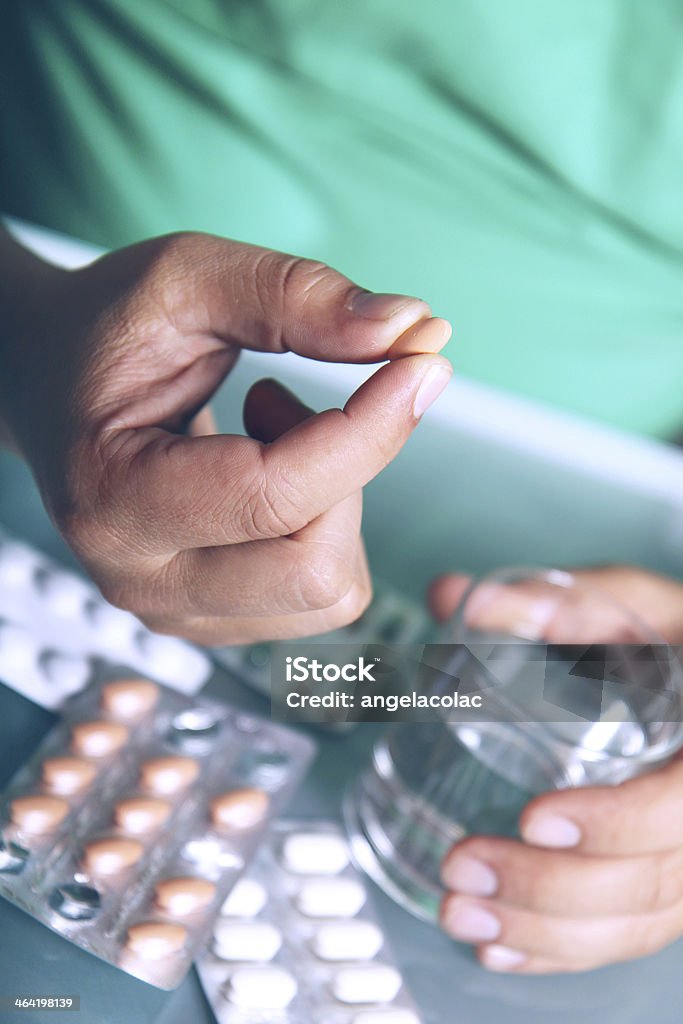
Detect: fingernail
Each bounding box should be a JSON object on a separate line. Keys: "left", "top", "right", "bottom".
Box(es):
{"left": 413, "top": 365, "right": 452, "bottom": 419}
{"left": 442, "top": 856, "right": 498, "bottom": 897}
{"left": 443, "top": 900, "right": 501, "bottom": 943}
{"left": 389, "top": 317, "right": 452, "bottom": 358}
{"left": 346, "top": 290, "right": 429, "bottom": 321}
{"left": 482, "top": 945, "right": 527, "bottom": 972}
{"left": 523, "top": 815, "right": 581, "bottom": 848}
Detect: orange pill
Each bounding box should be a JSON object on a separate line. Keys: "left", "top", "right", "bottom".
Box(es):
{"left": 125, "top": 921, "right": 187, "bottom": 960}
{"left": 10, "top": 795, "right": 69, "bottom": 835}
{"left": 70, "top": 720, "right": 129, "bottom": 758}
{"left": 113, "top": 797, "right": 171, "bottom": 836}
{"left": 139, "top": 757, "right": 200, "bottom": 796}
{"left": 100, "top": 679, "right": 160, "bottom": 720}
{"left": 154, "top": 877, "right": 217, "bottom": 917}
{"left": 82, "top": 837, "right": 144, "bottom": 876}
{"left": 41, "top": 757, "right": 97, "bottom": 796}
{"left": 210, "top": 788, "right": 269, "bottom": 834}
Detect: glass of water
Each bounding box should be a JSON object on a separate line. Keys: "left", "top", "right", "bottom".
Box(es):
{"left": 345, "top": 567, "right": 683, "bottom": 922}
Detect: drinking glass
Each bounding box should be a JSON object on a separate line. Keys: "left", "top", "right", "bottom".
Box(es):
{"left": 345, "top": 567, "right": 683, "bottom": 922}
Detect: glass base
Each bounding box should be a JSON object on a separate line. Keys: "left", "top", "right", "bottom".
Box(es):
{"left": 342, "top": 782, "right": 440, "bottom": 923}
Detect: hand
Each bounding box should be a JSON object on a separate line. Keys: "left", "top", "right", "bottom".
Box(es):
{"left": 0, "top": 230, "right": 452, "bottom": 643}
{"left": 429, "top": 565, "right": 683, "bottom": 973}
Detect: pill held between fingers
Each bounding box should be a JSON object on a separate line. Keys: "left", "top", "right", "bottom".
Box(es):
{"left": 82, "top": 837, "right": 144, "bottom": 876}
{"left": 333, "top": 965, "right": 403, "bottom": 1005}
{"left": 114, "top": 797, "right": 171, "bottom": 835}
{"left": 296, "top": 877, "right": 366, "bottom": 918}
{"left": 125, "top": 921, "right": 187, "bottom": 960}
{"left": 155, "top": 876, "right": 217, "bottom": 916}
{"left": 41, "top": 757, "right": 97, "bottom": 796}
{"left": 210, "top": 788, "right": 269, "bottom": 833}
{"left": 221, "top": 878, "right": 268, "bottom": 918}
{"left": 282, "top": 832, "right": 350, "bottom": 875}
{"left": 70, "top": 720, "right": 129, "bottom": 758}
{"left": 312, "top": 921, "right": 384, "bottom": 962}
{"left": 100, "top": 679, "right": 160, "bottom": 720}
{"left": 351, "top": 1011, "right": 422, "bottom": 1024}
{"left": 226, "top": 966, "right": 297, "bottom": 1010}
{"left": 10, "top": 795, "right": 70, "bottom": 835}
{"left": 213, "top": 920, "right": 282, "bottom": 962}
{"left": 140, "top": 756, "right": 200, "bottom": 795}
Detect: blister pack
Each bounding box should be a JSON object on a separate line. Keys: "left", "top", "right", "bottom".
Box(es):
{"left": 0, "top": 529, "right": 211, "bottom": 708}
{"left": 196, "top": 821, "right": 423, "bottom": 1024}
{"left": 0, "top": 676, "right": 315, "bottom": 988}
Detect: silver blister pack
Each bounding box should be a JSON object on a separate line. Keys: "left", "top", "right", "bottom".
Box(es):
{"left": 0, "top": 676, "right": 315, "bottom": 988}
{"left": 196, "top": 821, "right": 423, "bottom": 1024}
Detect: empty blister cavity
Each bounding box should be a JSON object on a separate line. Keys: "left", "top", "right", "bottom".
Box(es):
{"left": 210, "top": 789, "right": 269, "bottom": 834}
{"left": 101, "top": 679, "right": 160, "bottom": 720}
{"left": 213, "top": 920, "right": 282, "bottom": 962}
{"left": 233, "top": 747, "right": 292, "bottom": 789}
{"left": 282, "top": 832, "right": 350, "bottom": 875}
{"left": 225, "top": 966, "right": 297, "bottom": 1010}
{"left": 0, "top": 837, "right": 29, "bottom": 873}
{"left": 220, "top": 878, "right": 267, "bottom": 918}
{"left": 312, "top": 920, "right": 384, "bottom": 962}
{"left": 154, "top": 876, "right": 217, "bottom": 917}
{"left": 333, "top": 965, "right": 403, "bottom": 1005}
{"left": 71, "top": 721, "right": 129, "bottom": 759}
{"left": 49, "top": 883, "right": 101, "bottom": 922}
{"left": 166, "top": 708, "right": 222, "bottom": 751}
{"left": 296, "top": 877, "right": 366, "bottom": 918}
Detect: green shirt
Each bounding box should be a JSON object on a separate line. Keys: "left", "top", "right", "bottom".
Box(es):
{"left": 2, "top": 1, "right": 682, "bottom": 436}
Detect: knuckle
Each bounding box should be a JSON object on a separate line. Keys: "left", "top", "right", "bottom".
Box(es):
{"left": 239, "top": 467, "right": 308, "bottom": 540}
{"left": 291, "top": 545, "right": 356, "bottom": 612}
{"left": 252, "top": 251, "right": 336, "bottom": 343}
